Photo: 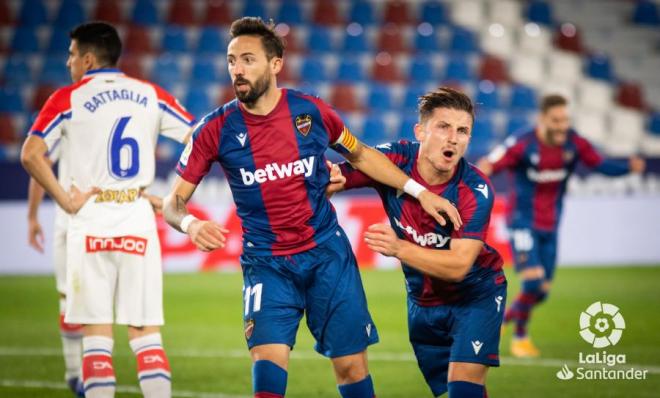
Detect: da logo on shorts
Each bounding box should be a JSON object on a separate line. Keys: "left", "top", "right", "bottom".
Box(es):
{"left": 295, "top": 114, "right": 312, "bottom": 136}
{"left": 579, "top": 301, "right": 625, "bottom": 348}
{"left": 244, "top": 319, "right": 255, "bottom": 340}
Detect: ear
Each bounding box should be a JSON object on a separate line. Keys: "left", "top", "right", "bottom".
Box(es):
{"left": 271, "top": 57, "right": 283, "bottom": 75}
{"left": 82, "top": 51, "right": 96, "bottom": 71}
{"left": 413, "top": 122, "right": 425, "bottom": 142}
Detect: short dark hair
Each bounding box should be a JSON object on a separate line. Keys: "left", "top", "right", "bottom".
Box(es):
{"left": 540, "top": 94, "right": 568, "bottom": 113}
{"left": 418, "top": 87, "right": 475, "bottom": 124}
{"left": 229, "top": 17, "right": 285, "bottom": 59}
{"left": 69, "top": 22, "right": 122, "bottom": 67}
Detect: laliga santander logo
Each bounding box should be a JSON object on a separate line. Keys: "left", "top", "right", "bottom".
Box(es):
{"left": 579, "top": 301, "right": 625, "bottom": 348}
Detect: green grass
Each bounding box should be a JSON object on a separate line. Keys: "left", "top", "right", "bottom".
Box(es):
{"left": 1, "top": 266, "right": 659, "bottom": 397}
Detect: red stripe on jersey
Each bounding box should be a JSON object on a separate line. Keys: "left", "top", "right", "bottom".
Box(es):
{"left": 29, "top": 77, "right": 93, "bottom": 135}
{"left": 255, "top": 392, "right": 284, "bottom": 398}
{"left": 456, "top": 180, "right": 479, "bottom": 238}
{"left": 243, "top": 95, "right": 316, "bottom": 254}
{"left": 136, "top": 348, "right": 170, "bottom": 372}
{"left": 533, "top": 144, "right": 563, "bottom": 230}
{"left": 83, "top": 355, "right": 115, "bottom": 378}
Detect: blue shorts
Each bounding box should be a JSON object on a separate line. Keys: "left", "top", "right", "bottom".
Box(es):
{"left": 407, "top": 277, "right": 507, "bottom": 397}
{"left": 508, "top": 227, "right": 558, "bottom": 281}
{"left": 240, "top": 228, "right": 379, "bottom": 358}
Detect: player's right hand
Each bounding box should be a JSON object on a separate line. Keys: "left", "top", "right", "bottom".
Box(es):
{"left": 28, "top": 217, "right": 44, "bottom": 253}
{"left": 325, "top": 160, "right": 346, "bottom": 197}
{"left": 67, "top": 184, "right": 101, "bottom": 214}
{"left": 418, "top": 190, "right": 462, "bottom": 230}
{"left": 188, "top": 220, "right": 229, "bottom": 252}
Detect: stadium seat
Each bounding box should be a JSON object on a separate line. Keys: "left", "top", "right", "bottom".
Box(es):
{"left": 307, "top": 27, "right": 335, "bottom": 53}
{"left": 518, "top": 23, "right": 552, "bottom": 56}
{"left": 574, "top": 109, "right": 608, "bottom": 147}
{"left": 167, "top": 0, "right": 197, "bottom": 26}
{"left": 449, "top": 26, "right": 478, "bottom": 53}
{"left": 348, "top": 1, "right": 375, "bottom": 25}
{"left": 586, "top": 53, "right": 614, "bottom": 82}
{"left": 371, "top": 52, "right": 402, "bottom": 82}
{"left": 451, "top": 0, "right": 484, "bottom": 30}
{"left": 469, "top": 114, "right": 496, "bottom": 158}
{"left": 632, "top": 0, "right": 660, "bottom": 26}
{"left": 184, "top": 88, "right": 212, "bottom": 119}
{"left": 480, "top": 23, "right": 515, "bottom": 58}
{"left": 540, "top": 79, "right": 576, "bottom": 105}
{"left": 402, "top": 85, "right": 426, "bottom": 111}
{"left": 377, "top": 23, "right": 408, "bottom": 54}
{"left": 616, "top": 82, "right": 645, "bottom": 110}
{"left": 367, "top": 84, "right": 394, "bottom": 111}
{"left": 17, "top": 0, "right": 48, "bottom": 26}
{"left": 54, "top": 0, "right": 85, "bottom": 28}
{"left": 505, "top": 113, "right": 532, "bottom": 135}
{"left": 39, "top": 56, "right": 69, "bottom": 85}
{"left": 11, "top": 27, "right": 40, "bottom": 53}
{"left": 576, "top": 79, "right": 613, "bottom": 112}
{"left": 196, "top": 27, "right": 225, "bottom": 54}
{"left": 554, "top": 23, "right": 584, "bottom": 54}
{"left": 0, "top": 87, "right": 24, "bottom": 113}
{"left": 190, "top": 56, "right": 220, "bottom": 85}
{"left": 161, "top": 26, "right": 189, "bottom": 53}
{"left": 47, "top": 27, "right": 72, "bottom": 54}
{"left": 510, "top": 54, "right": 544, "bottom": 88}
{"left": 329, "top": 84, "right": 361, "bottom": 113}
{"left": 606, "top": 107, "right": 644, "bottom": 156}
{"left": 2, "top": 56, "right": 32, "bottom": 85}
{"left": 0, "top": 0, "right": 12, "bottom": 25}
{"left": 277, "top": 1, "right": 303, "bottom": 25}
{"left": 276, "top": 25, "right": 302, "bottom": 53}
{"left": 478, "top": 55, "right": 508, "bottom": 83}
{"left": 527, "top": 0, "right": 553, "bottom": 26}
{"left": 419, "top": 1, "right": 447, "bottom": 25}
{"left": 488, "top": 0, "right": 521, "bottom": 27}
{"left": 118, "top": 54, "right": 147, "bottom": 80}
{"left": 509, "top": 85, "right": 538, "bottom": 111}
{"left": 131, "top": 0, "right": 160, "bottom": 26}
{"left": 361, "top": 114, "right": 390, "bottom": 146}
{"left": 93, "top": 0, "right": 124, "bottom": 24}
{"left": 123, "top": 26, "right": 154, "bottom": 54}
{"left": 475, "top": 80, "right": 500, "bottom": 110}
{"left": 342, "top": 24, "right": 371, "bottom": 53}
{"left": 0, "top": 113, "right": 17, "bottom": 144}
{"left": 548, "top": 50, "right": 583, "bottom": 85}
{"left": 648, "top": 112, "right": 660, "bottom": 136}
{"left": 408, "top": 56, "right": 436, "bottom": 84}
{"left": 413, "top": 24, "right": 440, "bottom": 52}
{"left": 203, "top": 0, "right": 233, "bottom": 25}
{"left": 31, "top": 84, "right": 57, "bottom": 111}
{"left": 336, "top": 57, "right": 365, "bottom": 83}
{"left": 299, "top": 58, "right": 327, "bottom": 83}
{"left": 313, "top": 2, "right": 342, "bottom": 25}
{"left": 444, "top": 56, "right": 472, "bottom": 82}
{"left": 150, "top": 55, "right": 182, "bottom": 88}
{"left": 397, "top": 114, "right": 419, "bottom": 141}
{"left": 384, "top": 1, "right": 413, "bottom": 25}
{"left": 242, "top": 0, "right": 268, "bottom": 19}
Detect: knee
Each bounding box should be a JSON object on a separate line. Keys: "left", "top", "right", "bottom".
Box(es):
{"left": 333, "top": 353, "right": 369, "bottom": 384}
{"left": 522, "top": 278, "right": 548, "bottom": 303}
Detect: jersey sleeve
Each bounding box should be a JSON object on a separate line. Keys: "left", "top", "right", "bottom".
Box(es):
{"left": 340, "top": 141, "right": 412, "bottom": 190}
{"left": 309, "top": 97, "right": 360, "bottom": 155}
{"left": 573, "top": 133, "right": 629, "bottom": 176}
{"left": 153, "top": 84, "right": 195, "bottom": 143}
{"left": 456, "top": 179, "right": 494, "bottom": 241}
{"left": 176, "top": 118, "right": 219, "bottom": 185}
{"left": 28, "top": 88, "right": 72, "bottom": 152}
{"left": 487, "top": 135, "right": 526, "bottom": 173}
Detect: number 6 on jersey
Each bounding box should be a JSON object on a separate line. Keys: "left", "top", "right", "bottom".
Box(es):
{"left": 108, "top": 116, "right": 139, "bottom": 179}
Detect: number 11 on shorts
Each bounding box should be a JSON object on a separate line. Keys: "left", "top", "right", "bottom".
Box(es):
{"left": 243, "top": 283, "right": 263, "bottom": 316}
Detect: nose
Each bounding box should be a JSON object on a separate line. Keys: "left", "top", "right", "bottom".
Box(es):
{"left": 446, "top": 128, "right": 458, "bottom": 143}
{"left": 231, "top": 62, "right": 245, "bottom": 78}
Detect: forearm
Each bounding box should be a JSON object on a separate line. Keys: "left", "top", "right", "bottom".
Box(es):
{"left": 163, "top": 193, "right": 191, "bottom": 233}
{"left": 594, "top": 159, "right": 629, "bottom": 176}
{"left": 21, "top": 147, "right": 70, "bottom": 212}
{"left": 27, "top": 178, "right": 46, "bottom": 220}
{"left": 345, "top": 145, "right": 410, "bottom": 190}
{"left": 396, "top": 240, "right": 474, "bottom": 282}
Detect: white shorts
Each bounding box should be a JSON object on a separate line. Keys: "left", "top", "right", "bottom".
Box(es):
{"left": 53, "top": 225, "right": 67, "bottom": 295}
{"left": 64, "top": 198, "right": 164, "bottom": 326}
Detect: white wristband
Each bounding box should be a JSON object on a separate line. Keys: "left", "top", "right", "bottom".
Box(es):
{"left": 403, "top": 179, "right": 427, "bottom": 199}
{"left": 180, "top": 214, "right": 199, "bottom": 233}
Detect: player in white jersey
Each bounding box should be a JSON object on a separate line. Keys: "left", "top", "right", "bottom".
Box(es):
{"left": 21, "top": 22, "right": 194, "bottom": 398}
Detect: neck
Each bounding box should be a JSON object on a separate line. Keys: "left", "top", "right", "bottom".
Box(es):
{"left": 416, "top": 156, "right": 454, "bottom": 186}
{"left": 535, "top": 126, "right": 551, "bottom": 145}
{"left": 241, "top": 85, "right": 282, "bottom": 116}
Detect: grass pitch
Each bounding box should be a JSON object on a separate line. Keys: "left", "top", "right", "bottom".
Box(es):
{"left": 1, "top": 266, "right": 659, "bottom": 397}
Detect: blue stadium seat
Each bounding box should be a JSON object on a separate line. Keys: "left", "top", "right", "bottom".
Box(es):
{"left": 190, "top": 57, "right": 222, "bottom": 85}
{"left": 397, "top": 114, "right": 419, "bottom": 141}
{"left": 336, "top": 58, "right": 364, "bottom": 82}
{"left": 242, "top": 0, "right": 268, "bottom": 19}
{"left": 295, "top": 82, "right": 320, "bottom": 97}
{"left": 367, "top": 84, "right": 394, "bottom": 111}
{"left": 0, "top": 87, "right": 25, "bottom": 112}
{"left": 131, "top": 0, "right": 159, "bottom": 26}
{"left": 475, "top": 81, "right": 500, "bottom": 110}
{"left": 469, "top": 114, "right": 495, "bottom": 158}
{"left": 444, "top": 56, "right": 472, "bottom": 82}
{"left": 277, "top": 0, "right": 303, "bottom": 25}
{"left": 362, "top": 114, "right": 389, "bottom": 146}
{"left": 449, "top": 27, "right": 477, "bottom": 53}
{"left": 299, "top": 58, "right": 327, "bottom": 82}
{"left": 348, "top": 1, "right": 375, "bottom": 25}
{"left": 151, "top": 55, "right": 182, "bottom": 88}
{"left": 342, "top": 25, "right": 371, "bottom": 53}
{"left": 54, "top": 0, "right": 85, "bottom": 28}
{"left": 403, "top": 85, "right": 426, "bottom": 111}
{"left": 11, "top": 27, "right": 40, "bottom": 53}
{"left": 39, "top": 56, "right": 70, "bottom": 85}
{"left": 184, "top": 88, "right": 212, "bottom": 119}
{"left": 408, "top": 56, "right": 436, "bottom": 84}
{"left": 47, "top": 27, "right": 71, "bottom": 54}
{"left": 2, "top": 56, "right": 32, "bottom": 84}
{"left": 586, "top": 54, "right": 614, "bottom": 82}
{"left": 509, "top": 85, "right": 538, "bottom": 110}
{"left": 420, "top": 1, "right": 447, "bottom": 25}
{"left": 648, "top": 112, "right": 660, "bottom": 136}
{"left": 527, "top": 1, "right": 553, "bottom": 26}
{"left": 633, "top": 1, "right": 660, "bottom": 26}
{"left": 18, "top": 0, "right": 48, "bottom": 26}
{"left": 506, "top": 113, "right": 532, "bottom": 135}
{"left": 196, "top": 27, "right": 225, "bottom": 54}
{"left": 307, "top": 27, "right": 334, "bottom": 53}
{"left": 414, "top": 27, "right": 440, "bottom": 52}
{"left": 161, "top": 26, "right": 189, "bottom": 53}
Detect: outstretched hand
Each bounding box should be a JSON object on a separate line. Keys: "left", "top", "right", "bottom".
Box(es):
{"left": 188, "top": 219, "right": 230, "bottom": 252}
{"left": 417, "top": 190, "right": 462, "bottom": 230}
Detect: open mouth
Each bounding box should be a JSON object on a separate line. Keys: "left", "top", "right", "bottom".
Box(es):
{"left": 442, "top": 150, "right": 455, "bottom": 160}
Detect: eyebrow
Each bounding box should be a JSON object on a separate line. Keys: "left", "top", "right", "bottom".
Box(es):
{"left": 228, "top": 52, "right": 257, "bottom": 58}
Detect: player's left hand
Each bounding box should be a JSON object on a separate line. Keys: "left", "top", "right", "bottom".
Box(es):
{"left": 142, "top": 192, "right": 163, "bottom": 214}
{"left": 364, "top": 223, "right": 402, "bottom": 257}
{"left": 67, "top": 184, "right": 101, "bottom": 214}
{"left": 325, "top": 160, "right": 346, "bottom": 197}
{"left": 28, "top": 217, "right": 45, "bottom": 253}
{"left": 418, "top": 190, "right": 462, "bottom": 230}
{"left": 629, "top": 156, "right": 646, "bottom": 174}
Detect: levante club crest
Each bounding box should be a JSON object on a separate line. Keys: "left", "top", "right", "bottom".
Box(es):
{"left": 295, "top": 114, "right": 312, "bottom": 136}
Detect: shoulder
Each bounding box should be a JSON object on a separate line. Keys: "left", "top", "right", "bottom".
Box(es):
{"left": 193, "top": 100, "right": 239, "bottom": 136}
{"left": 47, "top": 78, "right": 93, "bottom": 109}
{"left": 375, "top": 139, "right": 418, "bottom": 166}
{"left": 458, "top": 160, "right": 494, "bottom": 205}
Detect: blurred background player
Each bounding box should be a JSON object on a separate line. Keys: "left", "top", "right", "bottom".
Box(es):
{"left": 330, "top": 87, "right": 505, "bottom": 398}
{"left": 27, "top": 144, "right": 84, "bottom": 397}
{"left": 21, "top": 22, "right": 194, "bottom": 398}
{"left": 163, "top": 17, "right": 461, "bottom": 398}
{"left": 477, "top": 94, "right": 646, "bottom": 358}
